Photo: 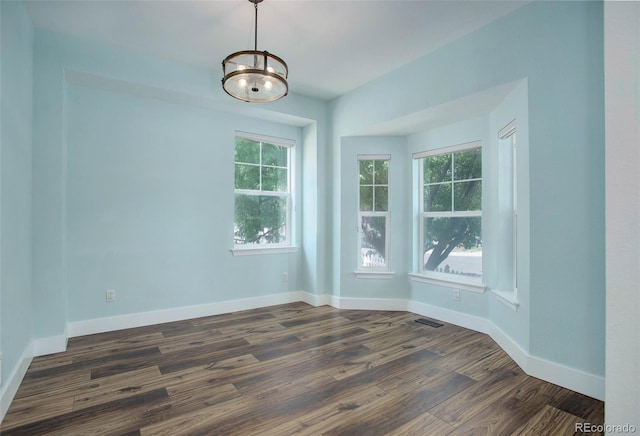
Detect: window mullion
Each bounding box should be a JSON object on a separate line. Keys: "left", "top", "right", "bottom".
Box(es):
{"left": 372, "top": 184, "right": 376, "bottom": 212}
{"left": 258, "top": 141, "right": 263, "bottom": 191}
{"left": 450, "top": 152, "right": 455, "bottom": 212}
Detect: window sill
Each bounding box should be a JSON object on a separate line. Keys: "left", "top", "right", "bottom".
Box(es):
{"left": 491, "top": 289, "right": 520, "bottom": 311}
{"left": 231, "top": 246, "right": 298, "bottom": 256}
{"left": 354, "top": 271, "right": 395, "bottom": 280}
{"left": 408, "top": 273, "right": 486, "bottom": 293}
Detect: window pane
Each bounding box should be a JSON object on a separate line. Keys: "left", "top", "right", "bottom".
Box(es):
{"left": 424, "top": 183, "right": 452, "bottom": 212}
{"left": 360, "top": 215, "right": 386, "bottom": 267}
{"left": 422, "top": 216, "right": 482, "bottom": 279}
{"left": 424, "top": 154, "right": 452, "bottom": 184}
{"left": 359, "top": 160, "right": 374, "bottom": 185}
{"left": 262, "top": 143, "right": 288, "bottom": 167}
{"left": 374, "top": 160, "right": 389, "bottom": 185}
{"left": 234, "top": 194, "right": 287, "bottom": 245}
{"left": 374, "top": 186, "right": 388, "bottom": 211}
{"left": 360, "top": 186, "right": 373, "bottom": 211}
{"left": 454, "top": 180, "right": 482, "bottom": 211}
{"left": 235, "top": 138, "right": 260, "bottom": 164}
{"left": 454, "top": 148, "right": 481, "bottom": 180}
{"left": 262, "top": 167, "right": 288, "bottom": 192}
{"left": 235, "top": 163, "right": 260, "bottom": 190}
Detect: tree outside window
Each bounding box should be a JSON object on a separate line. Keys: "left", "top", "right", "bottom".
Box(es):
{"left": 234, "top": 134, "right": 293, "bottom": 246}
{"left": 358, "top": 157, "right": 390, "bottom": 270}
{"left": 418, "top": 144, "right": 482, "bottom": 281}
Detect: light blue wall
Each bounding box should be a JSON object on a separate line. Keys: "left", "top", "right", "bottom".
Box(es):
{"left": 32, "top": 29, "right": 330, "bottom": 334}
{"left": 0, "top": 0, "right": 33, "bottom": 392}
{"left": 487, "top": 81, "right": 531, "bottom": 352}
{"left": 331, "top": 1, "right": 605, "bottom": 376}
{"left": 66, "top": 84, "right": 303, "bottom": 321}
{"left": 526, "top": 4, "right": 605, "bottom": 374}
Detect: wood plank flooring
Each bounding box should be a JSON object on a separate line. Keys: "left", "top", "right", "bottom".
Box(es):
{"left": 0, "top": 302, "right": 604, "bottom": 435}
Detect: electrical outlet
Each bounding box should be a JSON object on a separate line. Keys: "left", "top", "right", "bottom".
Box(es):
{"left": 453, "top": 289, "right": 461, "bottom": 301}
{"left": 106, "top": 289, "right": 116, "bottom": 302}
{"left": 282, "top": 272, "right": 289, "bottom": 283}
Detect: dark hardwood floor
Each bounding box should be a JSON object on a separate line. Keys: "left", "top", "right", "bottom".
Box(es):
{"left": 1, "top": 302, "right": 604, "bottom": 435}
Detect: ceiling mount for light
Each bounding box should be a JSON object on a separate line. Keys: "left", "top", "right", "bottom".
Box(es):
{"left": 221, "top": 0, "right": 288, "bottom": 103}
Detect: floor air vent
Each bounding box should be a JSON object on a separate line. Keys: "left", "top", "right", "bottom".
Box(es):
{"left": 415, "top": 318, "right": 444, "bottom": 328}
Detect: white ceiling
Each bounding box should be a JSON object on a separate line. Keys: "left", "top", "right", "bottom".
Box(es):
{"left": 25, "top": 0, "right": 529, "bottom": 101}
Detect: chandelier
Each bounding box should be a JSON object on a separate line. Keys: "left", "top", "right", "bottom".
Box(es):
{"left": 221, "top": 0, "right": 289, "bottom": 103}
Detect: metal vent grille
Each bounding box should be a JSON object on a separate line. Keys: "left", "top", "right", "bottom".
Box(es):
{"left": 415, "top": 318, "right": 444, "bottom": 328}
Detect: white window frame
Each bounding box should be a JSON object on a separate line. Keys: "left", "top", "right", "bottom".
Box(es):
{"left": 492, "top": 120, "right": 520, "bottom": 309}
{"left": 355, "top": 154, "right": 393, "bottom": 279}
{"left": 231, "top": 131, "right": 296, "bottom": 256}
{"left": 411, "top": 141, "right": 484, "bottom": 291}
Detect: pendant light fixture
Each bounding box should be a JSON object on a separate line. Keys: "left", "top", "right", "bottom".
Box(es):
{"left": 221, "top": 0, "right": 288, "bottom": 103}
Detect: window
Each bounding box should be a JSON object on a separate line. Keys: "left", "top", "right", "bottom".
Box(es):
{"left": 498, "top": 121, "right": 517, "bottom": 293}
{"left": 357, "top": 155, "right": 390, "bottom": 272}
{"left": 415, "top": 142, "right": 482, "bottom": 284}
{"left": 234, "top": 132, "right": 294, "bottom": 248}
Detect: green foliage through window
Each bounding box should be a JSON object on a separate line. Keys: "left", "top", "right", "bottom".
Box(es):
{"left": 359, "top": 160, "right": 389, "bottom": 212}
{"left": 420, "top": 146, "right": 482, "bottom": 279}
{"left": 234, "top": 135, "right": 292, "bottom": 245}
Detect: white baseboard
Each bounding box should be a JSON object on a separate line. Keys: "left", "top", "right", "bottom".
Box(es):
{"left": 527, "top": 353, "right": 605, "bottom": 401}
{"left": 489, "top": 323, "right": 604, "bottom": 400}
{"left": 331, "top": 296, "right": 408, "bottom": 311}
{"left": 488, "top": 323, "right": 530, "bottom": 373}
{"left": 33, "top": 292, "right": 604, "bottom": 401}
{"left": 1, "top": 343, "right": 33, "bottom": 423}
{"left": 33, "top": 328, "right": 69, "bottom": 357}
{"left": 406, "top": 300, "right": 493, "bottom": 335}
{"left": 68, "top": 291, "right": 306, "bottom": 338}
{"left": 301, "top": 292, "right": 332, "bottom": 307}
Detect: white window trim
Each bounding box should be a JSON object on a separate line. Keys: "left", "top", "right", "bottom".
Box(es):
{"left": 498, "top": 120, "right": 516, "bottom": 140}
{"left": 233, "top": 131, "right": 295, "bottom": 251}
{"left": 358, "top": 154, "right": 391, "bottom": 161}
{"left": 493, "top": 120, "right": 518, "bottom": 310}
{"left": 491, "top": 288, "right": 520, "bottom": 310}
{"left": 356, "top": 155, "right": 391, "bottom": 275}
{"left": 231, "top": 246, "right": 298, "bottom": 256}
{"left": 236, "top": 130, "right": 295, "bottom": 148}
{"left": 412, "top": 141, "right": 481, "bottom": 160}
{"left": 415, "top": 141, "right": 483, "bottom": 286}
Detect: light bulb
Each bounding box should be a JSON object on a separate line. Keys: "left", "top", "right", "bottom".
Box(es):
{"left": 264, "top": 80, "right": 272, "bottom": 90}
{"left": 238, "top": 78, "right": 247, "bottom": 87}
{"left": 238, "top": 65, "right": 246, "bottom": 71}
{"left": 267, "top": 66, "right": 274, "bottom": 73}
